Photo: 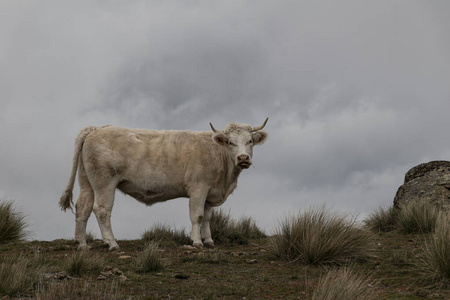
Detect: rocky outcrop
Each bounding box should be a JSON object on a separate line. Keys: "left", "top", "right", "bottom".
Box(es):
{"left": 394, "top": 161, "right": 450, "bottom": 209}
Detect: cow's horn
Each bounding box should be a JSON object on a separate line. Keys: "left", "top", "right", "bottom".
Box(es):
{"left": 210, "top": 122, "right": 218, "bottom": 133}
{"left": 251, "top": 117, "right": 269, "bottom": 132}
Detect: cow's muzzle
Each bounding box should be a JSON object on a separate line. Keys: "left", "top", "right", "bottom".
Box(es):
{"left": 237, "top": 155, "right": 252, "bottom": 169}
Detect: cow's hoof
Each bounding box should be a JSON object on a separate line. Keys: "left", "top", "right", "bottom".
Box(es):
{"left": 77, "top": 244, "right": 89, "bottom": 251}
{"left": 109, "top": 245, "right": 120, "bottom": 252}
{"left": 204, "top": 241, "right": 215, "bottom": 248}
{"left": 193, "top": 241, "right": 203, "bottom": 249}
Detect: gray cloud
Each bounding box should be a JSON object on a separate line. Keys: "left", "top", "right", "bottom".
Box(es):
{"left": 1, "top": 0, "right": 449, "bottom": 240}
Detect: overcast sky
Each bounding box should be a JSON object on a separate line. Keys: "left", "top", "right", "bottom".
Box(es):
{"left": 1, "top": 1, "right": 449, "bottom": 241}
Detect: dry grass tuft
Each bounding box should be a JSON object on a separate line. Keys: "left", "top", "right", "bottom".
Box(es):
{"left": 268, "top": 206, "right": 371, "bottom": 265}
{"left": 364, "top": 205, "right": 398, "bottom": 233}
{"left": 210, "top": 209, "right": 266, "bottom": 245}
{"left": 133, "top": 242, "right": 164, "bottom": 273}
{"left": 418, "top": 211, "right": 450, "bottom": 285}
{"left": 141, "top": 223, "right": 191, "bottom": 247}
{"left": 311, "top": 267, "right": 378, "bottom": 300}
{"left": 396, "top": 198, "right": 440, "bottom": 234}
{"left": 86, "top": 231, "right": 96, "bottom": 244}
{"left": 64, "top": 251, "right": 104, "bottom": 277}
{"left": 36, "top": 280, "right": 121, "bottom": 300}
{"left": 0, "top": 199, "right": 28, "bottom": 244}
{"left": 0, "top": 255, "right": 41, "bottom": 297}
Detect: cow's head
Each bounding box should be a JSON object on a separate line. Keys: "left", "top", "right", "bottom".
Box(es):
{"left": 210, "top": 118, "right": 268, "bottom": 169}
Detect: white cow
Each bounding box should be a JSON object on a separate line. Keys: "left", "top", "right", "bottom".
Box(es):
{"left": 59, "top": 119, "right": 268, "bottom": 250}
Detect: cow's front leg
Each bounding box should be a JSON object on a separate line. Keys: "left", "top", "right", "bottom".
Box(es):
{"left": 188, "top": 188, "right": 208, "bottom": 248}
{"left": 201, "top": 203, "right": 215, "bottom": 248}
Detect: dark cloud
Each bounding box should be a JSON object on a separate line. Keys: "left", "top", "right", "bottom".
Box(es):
{"left": 1, "top": 1, "right": 449, "bottom": 240}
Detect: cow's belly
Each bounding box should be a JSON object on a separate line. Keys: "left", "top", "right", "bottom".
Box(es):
{"left": 117, "top": 180, "right": 187, "bottom": 206}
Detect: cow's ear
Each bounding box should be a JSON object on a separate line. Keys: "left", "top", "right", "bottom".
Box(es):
{"left": 213, "top": 134, "right": 228, "bottom": 146}
{"left": 252, "top": 131, "right": 268, "bottom": 145}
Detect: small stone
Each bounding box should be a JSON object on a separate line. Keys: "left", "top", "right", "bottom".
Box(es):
{"left": 112, "top": 268, "right": 123, "bottom": 275}
{"left": 50, "top": 272, "right": 74, "bottom": 281}
{"left": 181, "top": 245, "right": 196, "bottom": 250}
{"left": 103, "top": 266, "right": 113, "bottom": 271}
{"left": 118, "top": 274, "right": 129, "bottom": 282}
{"left": 97, "top": 274, "right": 107, "bottom": 281}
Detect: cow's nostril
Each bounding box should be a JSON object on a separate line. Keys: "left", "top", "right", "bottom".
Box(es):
{"left": 238, "top": 155, "right": 249, "bottom": 161}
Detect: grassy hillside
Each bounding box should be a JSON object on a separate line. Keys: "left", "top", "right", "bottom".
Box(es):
{"left": 0, "top": 233, "right": 448, "bottom": 299}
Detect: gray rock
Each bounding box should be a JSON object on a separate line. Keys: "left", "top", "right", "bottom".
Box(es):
{"left": 394, "top": 161, "right": 450, "bottom": 209}
{"left": 97, "top": 266, "right": 128, "bottom": 281}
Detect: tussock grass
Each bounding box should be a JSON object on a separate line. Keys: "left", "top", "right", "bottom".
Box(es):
{"left": 0, "top": 255, "right": 42, "bottom": 297}
{"left": 311, "top": 267, "right": 378, "bottom": 300}
{"left": 235, "top": 216, "right": 266, "bottom": 239}
{"left": 0, "top": 199, "right": 28, "bottom": 244}
{"left": 269, "top": 207, "right": 371, "bottom": 265}
{"left": 418, "top": 212, "right": 450, "bottom": 285}
{"left": 65, "top": 251, "right": 104, "bottom": 277}
{"left": 210, "top": 208, "right": 233, "bottom": 243}
{"left": 36, "top": 280, "right": 121, "bottom": 300}
{"left": 133, "top": 242, "right": 164, "bottom": 273}
{"left": 142, "top": 223, "right": 191, "bottom": 247}
{"left": 396, "top": 198, "right": 439, "bottom": 234}
{"left": 386, "top": 250, "right": 411, "bottom": 266}
{"left": 364, "top": 206, "right": 398, "bottom": 233}
{"left": 86, "top": 231, "right": 96, "bottom": 244}
{"left": 210, "top": 209, "right": 266, "bottom": 245}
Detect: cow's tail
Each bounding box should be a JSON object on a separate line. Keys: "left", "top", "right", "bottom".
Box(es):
{"left": 59, "top": 126, "right": 98, "bottom": 212}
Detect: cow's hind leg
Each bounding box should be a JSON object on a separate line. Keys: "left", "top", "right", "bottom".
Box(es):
{"left": 201, "top": 203, "right": 215, "bottom": 248}
{"left": 75, "top": 163, "right": 94, "bottom": 251}
{"left": 92, "top": 183, "right": 120, "bottom": 251}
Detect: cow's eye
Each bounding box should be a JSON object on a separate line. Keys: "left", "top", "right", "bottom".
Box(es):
{"left": 228, "top": 141, "right": 236, "bottom": 146}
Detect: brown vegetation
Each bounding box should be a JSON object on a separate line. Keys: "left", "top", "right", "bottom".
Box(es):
{"left": 1, "top": 201, "right": 450, "bottom": 298}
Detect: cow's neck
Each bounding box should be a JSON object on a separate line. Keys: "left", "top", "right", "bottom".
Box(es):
{"left": 220, "top": 153, "right": 242, "bottom": 199}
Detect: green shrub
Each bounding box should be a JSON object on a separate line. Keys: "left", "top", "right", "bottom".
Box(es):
{"left": 65, "top": 251, "right": 104, "bottom": 277}
{"left": 268, "top": 206, "right": 371, "bottom": 265}
{"left": 0, "top": 255, "right": 41, "bottom": 297}
{"left": 142, "top": 223, "right": 191, "bottom": 247}
{"left": 364, "top": 205, "right": 398, "bottom": 232}
{"left": 133, "top": 242, "right": 164, "bottom": 273}
{"left": 312, "top": 267, "right": 378, "bottom": 300}
{"left": 418, "top": 211, "right": 450, "bottom": 285}
{"left": 0, "top": 200, "right": 28, "bottom": 244}
{"left": 396, "top": 198, "right": 439, "bottom": 234}
{"left": 210, "top": 209, "right": 265, "bottom": 245}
